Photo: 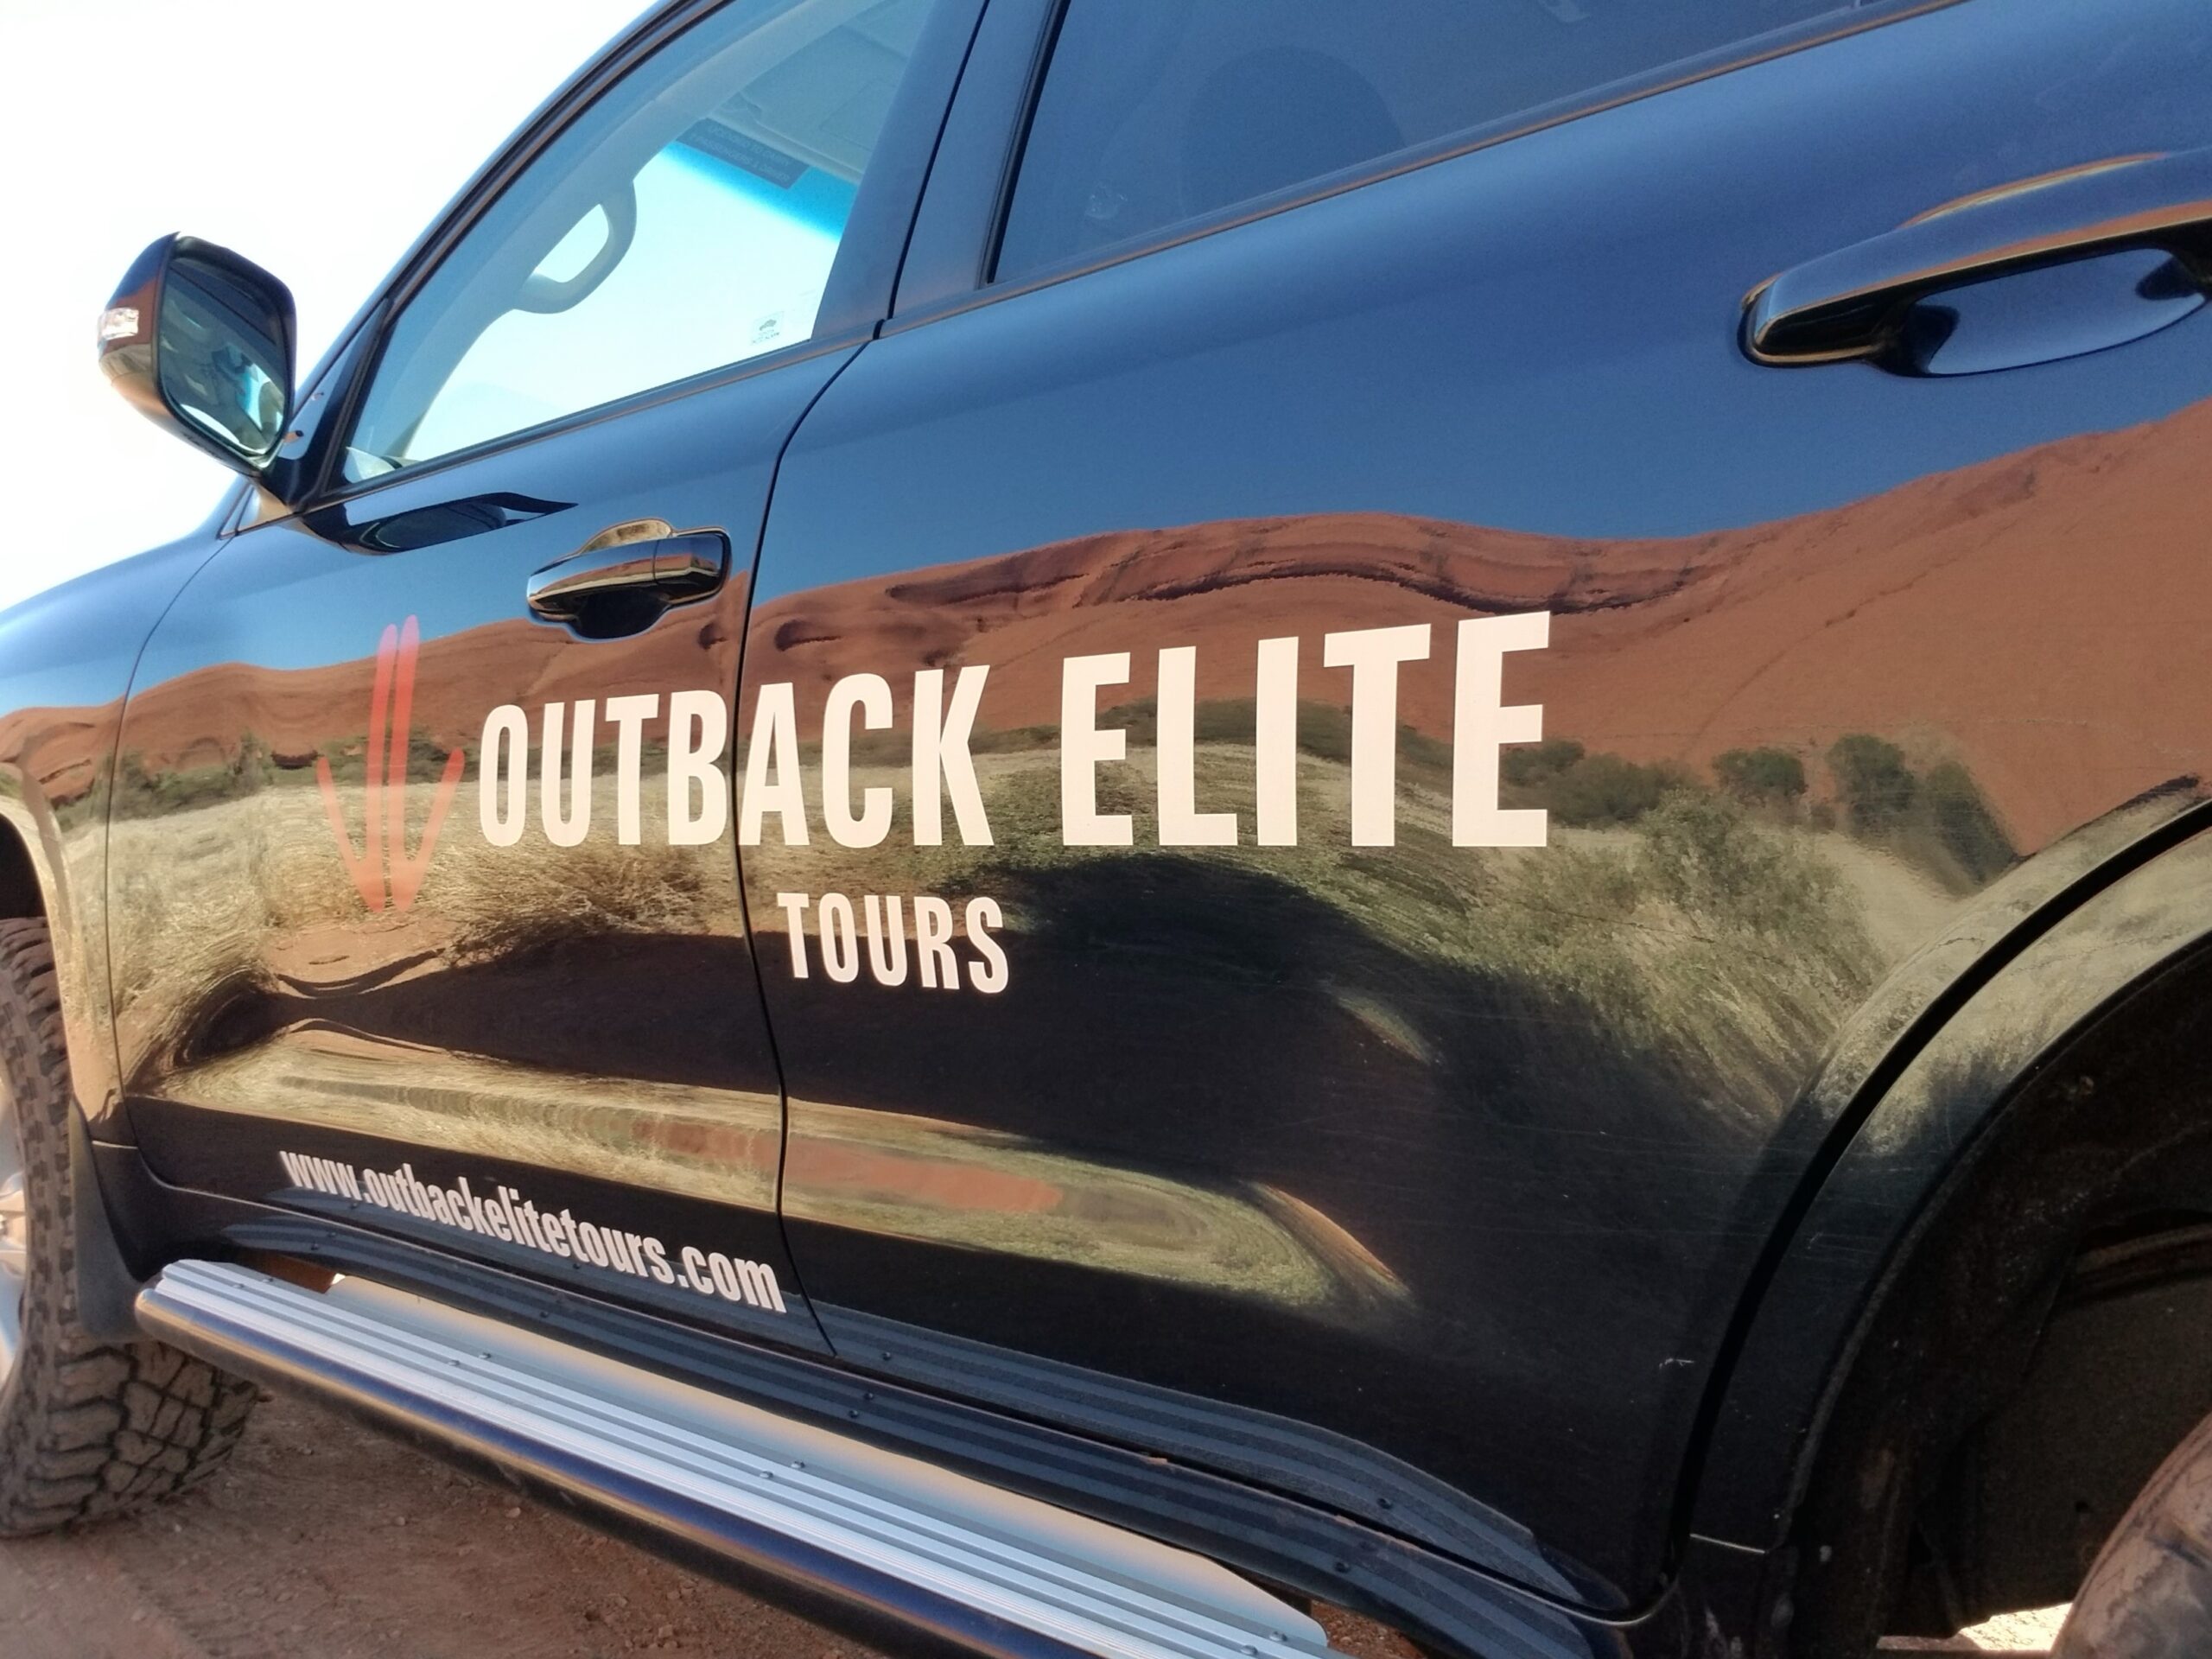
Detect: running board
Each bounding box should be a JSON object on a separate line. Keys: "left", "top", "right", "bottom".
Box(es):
{"left": 138, "top": 1261, "right": 1335, "bottom": 1659}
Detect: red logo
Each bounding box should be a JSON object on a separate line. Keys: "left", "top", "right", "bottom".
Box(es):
{"left": 316, "top": 617, "right": 466, "bottom": 913}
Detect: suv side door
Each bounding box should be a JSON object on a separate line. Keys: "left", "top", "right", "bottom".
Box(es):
{"left": 738, "top": 0, "right": 2212, "bottom": 1605}
{"left": 110, "top": 0, "right": 981, "bottom": 1351}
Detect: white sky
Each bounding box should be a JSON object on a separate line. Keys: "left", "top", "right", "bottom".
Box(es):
{"left": 0, "top": 0, "right": 653, "bottom": 615}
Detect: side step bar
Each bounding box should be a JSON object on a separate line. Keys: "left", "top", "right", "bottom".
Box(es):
{"left": 137, "top": 1261, "right": 1334, "bottom": 1659}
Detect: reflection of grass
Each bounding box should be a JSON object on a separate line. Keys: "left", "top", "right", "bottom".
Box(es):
{"left": 109, "top": 786, "right": 342, "bottom": 1059}
{"left": 106, "top": 714, "right": 1963, "bottom": 1141}
{"left": 750, "top": 732, "right": 1888, "bottom": 1118}
{"left": 107, "top": 768, "right": 739, "bottom": 1069}
{"left": 438, "top": 831, "right": 727, "bottom": 964}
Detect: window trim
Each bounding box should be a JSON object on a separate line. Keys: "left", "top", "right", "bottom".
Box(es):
{"left": 892, "top": 0, "right": 1969, "bottom": 333}
{"left": 889, "top": 0, "right": 1061, "bottom": 318}
{"left": 271, "top": 0, "right": 983, "bottom": 515}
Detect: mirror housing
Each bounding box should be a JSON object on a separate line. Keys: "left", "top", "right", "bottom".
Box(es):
{"left": 97, "top": 234, "right": 297, "bottom": 479}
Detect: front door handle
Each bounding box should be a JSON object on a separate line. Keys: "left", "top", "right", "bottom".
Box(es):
{"left": 527, "top": 519, "right": 728, "bottom": 626}
{"left": 1745, "top": 147, "right": 2212, "bottom": 368}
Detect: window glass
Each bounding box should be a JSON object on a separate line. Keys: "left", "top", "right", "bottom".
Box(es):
{"left": 345, "top": 0, "right": 934, "bottom": 480}
{"left": 997, "top": 0, "right": 1860, "bottom": 283}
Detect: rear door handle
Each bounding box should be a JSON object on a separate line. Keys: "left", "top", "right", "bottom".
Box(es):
{"left": 1745, "top": 147, "right": 2212, "bottom": 368}
{"left": 527, "top": 519, "right": 728, "bottom": 624}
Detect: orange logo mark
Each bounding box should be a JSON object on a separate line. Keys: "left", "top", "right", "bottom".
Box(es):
{"left": 316, "top": 616, "right": 467, "bottom": 913}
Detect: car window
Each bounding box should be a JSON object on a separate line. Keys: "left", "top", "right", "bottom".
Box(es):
{"left": 996, "top": 0, "right": 1866, "bottom": 283}
{"left": 343, "top": 0, "right": 936, "bottom": 481}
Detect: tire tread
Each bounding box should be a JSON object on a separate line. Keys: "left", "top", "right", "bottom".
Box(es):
{"left": 0, "top": 917, "right": 257, "bottom": 1536}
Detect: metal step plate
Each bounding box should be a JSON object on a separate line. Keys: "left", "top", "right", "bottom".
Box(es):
{"left": 138, "top": 1260, "right": 1335, "bottom": 1659}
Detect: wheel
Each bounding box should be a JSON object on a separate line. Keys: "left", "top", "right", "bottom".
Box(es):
{"left": 2056, "top": 1405, "right": 2212, "bottom": 1658}
{"left": 0, "top": 916, "right": 258, "bottom": 1534}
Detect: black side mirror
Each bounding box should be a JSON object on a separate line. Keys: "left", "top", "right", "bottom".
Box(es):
{"left": 97, "top": 235, "right": 297, "bottom": 478}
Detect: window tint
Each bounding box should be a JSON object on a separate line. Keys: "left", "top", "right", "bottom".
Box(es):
{"left": 344, "top": 0, "right": 935, "bottom": 480}
{"left": 997, "top": 0, "right": 1860, "bottom": 283}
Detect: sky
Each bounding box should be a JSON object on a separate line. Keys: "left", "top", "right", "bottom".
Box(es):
{"left": 0, "top": 0, "right": 652, "bottom": 615}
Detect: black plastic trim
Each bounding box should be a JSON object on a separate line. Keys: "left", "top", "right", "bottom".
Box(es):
{"left": 68, "top": 1114, "right": 144, "bottom": 1343}
{"left": 892, "top": 0, "right": 1060, "bottom": 317}
{"left": 892, "top": 0, "right": 1967, "bottom": 332}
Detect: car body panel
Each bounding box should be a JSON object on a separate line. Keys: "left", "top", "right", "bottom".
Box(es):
{"left": 109, "top": 341, "right": 859, "bottom": 1354}
{"left": 84, "top": 0, "right": 993, "bottom": 1360}
{"left": 736, "top": 0, "right": 2212, "bottom": 1605}
{"left": 8, "top": 0, "right": 2211, "bottom": 1645}
{"left": 0, "top": 525, "right": 232, "bottom": 1140}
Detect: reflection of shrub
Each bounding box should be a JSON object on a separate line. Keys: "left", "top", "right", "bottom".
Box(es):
{"left": 1551, "top": 753, "right": 1685, "bottom": 827}
{"left": 1501, "top": 741, "right": 1685, "bottom": 829}
{"left": 1713, "top": 747, "right": 1807, "bottom": 810}
{"left": 109, "top": 730, "right": 472, "bottom": 819}
{"left": 966, "top": 723, "right": 1059, "bottom": 755}
{"left": 440, "top": 839, "right": 724, "bottom": 963}
{"left": 1637, "top": 791, "right": 1843, "bottom": 939}
{"left": 1828, "top": 734, "right": 1916, "bottom": 831}
{"left": 1919, "top": 760, "right": 2013, "bottom": 885}
{"left": 316, "top": 733, "right": 467, "bottom": 788}
{"left": 1823, "top": 734, "right": 2015, "bottom": 887}
{"left": 1501, "top": 738, "right": 1586, "bottom": 786}
{"left": 110, "top": 736, "right": 277, "bottom": 819}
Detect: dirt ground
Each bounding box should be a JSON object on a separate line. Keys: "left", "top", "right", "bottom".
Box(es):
{"left": 0, "top": 1386, "right": 2069, "bottom": 1659}
{"left": 0, "top": 1389, "right": 887, "bottom": 1659}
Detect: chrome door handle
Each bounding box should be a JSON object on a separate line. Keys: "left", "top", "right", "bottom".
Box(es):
{"left": 1745, "top": 147, "right": 2212, "bottom": 367}
{"left": 527, "top": 519, "right": 728, "bottom": 623}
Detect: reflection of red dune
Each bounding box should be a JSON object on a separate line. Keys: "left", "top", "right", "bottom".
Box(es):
{"left": 13, "top": 400, "right": 2209, "bottom": 858}
{"left": 10, "top": 611, "right": 731, "bottom": 797}
{"left": 751, "top": 398, "right": 2212, "bottom": 853}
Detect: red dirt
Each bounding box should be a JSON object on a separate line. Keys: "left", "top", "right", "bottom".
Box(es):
{"left": 0, "top": 1390, "right": 884, "bottom": 1659}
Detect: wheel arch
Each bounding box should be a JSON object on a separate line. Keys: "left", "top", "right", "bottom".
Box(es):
{"left": 1688, "top": 790, "right": 2212, "bottom": 1585}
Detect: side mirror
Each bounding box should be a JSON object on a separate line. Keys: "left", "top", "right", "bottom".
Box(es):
{"left": 96, "top": 235, "right": 296, "bottom": 478}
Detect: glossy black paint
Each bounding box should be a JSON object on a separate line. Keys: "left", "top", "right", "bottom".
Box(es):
{"left": 86, "top": 0, "right": 998, "bottom": 1376}
{"left": 110, "top": 338, "right": 858, "bottom": 1353}
{"left": 0, "top": 525, "right": 232, "bottom": 1141}
{"left": 743, "top": 0, "right": 2212, "bottom": 1611}
{"left": 6, "top": 0, "right": 2209, "bottom": 1652}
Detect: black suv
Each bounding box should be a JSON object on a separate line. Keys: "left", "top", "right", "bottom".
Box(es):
{"left": 6, "top": 1, "right": 2212, "bottom": 1654}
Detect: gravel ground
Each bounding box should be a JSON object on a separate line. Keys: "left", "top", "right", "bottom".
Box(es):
{"left": 0, "top": 1388, "right": 2068, "bottom": 1658}
{"left": 0, "top": 1390, "right": 887, "bottom": 1659}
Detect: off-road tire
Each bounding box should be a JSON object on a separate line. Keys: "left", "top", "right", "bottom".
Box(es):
{"left": 0, "top": 917, "right": 257, "bottom": 1535}
{"left": 2056, "top": 1406, "right": 2212, "bottom": 1659}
